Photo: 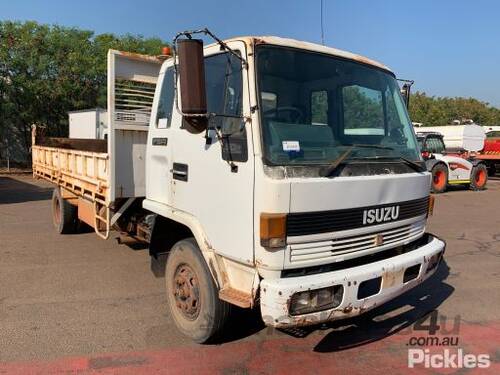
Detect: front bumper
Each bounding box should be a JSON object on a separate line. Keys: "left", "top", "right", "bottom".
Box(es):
{"left": 260, "top": 234, "right": 445, "bottom": 328}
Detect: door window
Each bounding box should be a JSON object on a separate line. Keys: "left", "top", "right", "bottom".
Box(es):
{"left": 205, "top": 52, "right": 247, "bottom": 162}
{"left": 156, "top": 67, "right": 175, "bottom": 128}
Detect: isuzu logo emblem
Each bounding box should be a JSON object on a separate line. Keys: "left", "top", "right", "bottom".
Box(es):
{"left": 363, "top": 206, "right": 400, "bottom": 225}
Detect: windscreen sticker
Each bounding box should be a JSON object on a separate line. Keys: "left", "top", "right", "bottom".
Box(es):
{"left": 282, "top": 141, "right": 300, "bottom": 152}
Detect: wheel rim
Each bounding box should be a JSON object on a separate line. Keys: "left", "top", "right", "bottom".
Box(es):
{"left": 53, "top": 197, "right": 61, "bottom": 225}
{"left": 433, "top": 170, "right": 446, "bottom": 190}
{"left": 173, "top": 264, "right": 200, "bottom": 320}
{"left": 475, "top": 169, "right": 486, "bottom": 187}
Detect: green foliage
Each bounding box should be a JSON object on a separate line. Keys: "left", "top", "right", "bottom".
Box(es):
{"left": 409, "top": 91, "right": 500, "bottom": 126}
{"left": 0, "top": 21, "right": 166, "bottom": 161}
{"left": 342, "top": 85, "right": 384, "bottom": 129}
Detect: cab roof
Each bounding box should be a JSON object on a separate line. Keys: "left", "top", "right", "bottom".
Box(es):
{"left": 214, "top": 35, "right": 393, "bottom": 74}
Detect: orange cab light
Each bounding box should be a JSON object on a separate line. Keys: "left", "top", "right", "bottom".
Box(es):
{"left": 428, "top": 195, "right": 435, "bottom": 216}
{"left": 161, "top": 46, "right": 172, "bottom": 56}
{"left": 260, "top": 213, "right": 287, "bottom": 249}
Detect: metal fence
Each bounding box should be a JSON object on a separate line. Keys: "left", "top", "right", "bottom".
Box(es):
{"left": 0, "top": 158, "right": 31, "bottom": 172}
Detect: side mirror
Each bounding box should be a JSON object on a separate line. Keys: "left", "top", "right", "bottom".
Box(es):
{"left": 177, "top": 39, "right": 208, "bottom": 133}
{"left": 177, "top": 38, "right": 207, "bottom": 114}
{"left": 400, "top": 83, "right": 411, "bottom": 109}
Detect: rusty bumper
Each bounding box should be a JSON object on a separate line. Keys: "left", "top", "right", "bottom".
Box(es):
{"left": 260, "top": 234, "right": 445, "bottom": 328}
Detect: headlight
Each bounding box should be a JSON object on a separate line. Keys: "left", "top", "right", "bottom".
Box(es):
{"left": 289, "top": 285, "right": 343, "bottom": 316}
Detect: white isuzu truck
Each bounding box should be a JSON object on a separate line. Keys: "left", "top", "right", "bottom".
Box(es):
{"left": 32, "top": 29, "right": 445, "bottom": 343}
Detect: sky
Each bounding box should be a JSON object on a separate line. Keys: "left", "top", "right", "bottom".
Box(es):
{"left": 2, "top": 0, "right": 500, "bottom": 107}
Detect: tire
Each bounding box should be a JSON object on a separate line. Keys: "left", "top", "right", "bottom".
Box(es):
{"left": 165, "top": 238, "right": 231, "bottom": 343}
{"left": 470, "top": 164, "right": 488, "bottom": 191}
{"left": 51, "top": 188, "right": 78, "bottom": 234}
{"left": 431, "top": 164, "right": 448, "bottom": 193}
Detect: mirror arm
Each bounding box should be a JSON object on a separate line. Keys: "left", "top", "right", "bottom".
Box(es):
{"left": 202, "top": 28, "right": 248, "bottom": 69}
{"left": 172, "top": 28, "right": 248, "bottom": 117}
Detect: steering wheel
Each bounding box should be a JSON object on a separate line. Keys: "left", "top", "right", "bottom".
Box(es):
{"left": 264, "top": 106, "right": 304, "bottom": 123}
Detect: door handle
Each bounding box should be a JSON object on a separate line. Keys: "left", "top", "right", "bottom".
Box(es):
{"left": 172, "top": 163, "right": 188, "bottom": 182}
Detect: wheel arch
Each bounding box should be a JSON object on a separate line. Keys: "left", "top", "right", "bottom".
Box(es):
{"left": 426, "top": 158, "right": 448, "bottom": 172}
{"left": 470, "top": 159, "right": 486, "bottom": 167}
{"left": 144, "top": 199, "right": 259, "bottom": 308}
{"left": 149, "top": 215, "right": 194, "bottom": 257}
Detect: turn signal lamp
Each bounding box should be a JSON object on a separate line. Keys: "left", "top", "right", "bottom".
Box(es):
{"left": 260, "top": 213, "right": 287, "bottom": 249}
{"left": 428, "top": 195, "right": 435, "bottom": 216}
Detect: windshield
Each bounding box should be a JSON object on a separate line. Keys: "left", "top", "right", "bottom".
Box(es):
{"left": 256, "top": 45, "right": 421, "bottom": 166}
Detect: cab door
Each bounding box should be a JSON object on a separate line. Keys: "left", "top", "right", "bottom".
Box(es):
{"left": 146, "top": 64, "right": 176, "bottom": 205}
{"left": 168, "top": 41, "right": 255, "bottom": 263}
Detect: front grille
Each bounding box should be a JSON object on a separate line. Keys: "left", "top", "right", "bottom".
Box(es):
{"left": 289, "top": 221, "right": 426, "bottom": 264}
{"left": 282, "top": 234, "right": 433, "bottom": 278}
{"left": 287, "top": 197, "right": 429, "bottom": 236}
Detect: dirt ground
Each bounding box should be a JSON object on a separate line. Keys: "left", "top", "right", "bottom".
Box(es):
{"left": 0, "top": 175, "right": 498, "bottom": 374}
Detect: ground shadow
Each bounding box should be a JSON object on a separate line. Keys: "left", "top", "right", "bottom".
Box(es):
{"left": 0, "top": 176, "right": 52, "bottom": 204}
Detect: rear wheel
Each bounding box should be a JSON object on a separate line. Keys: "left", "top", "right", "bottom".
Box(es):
{"left": 165, "top": 238, "right": 231, "bottom": 343}
{"left": 470, "top": 164, "right": 488, "bottom": 191}
{"left": 51, "top": 188, "right": 77, "bottom": 234}
{"left": 431, "top": 164, "right": 448, "bottom": 193}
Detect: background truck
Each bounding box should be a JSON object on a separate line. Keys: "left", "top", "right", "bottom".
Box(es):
{"left": 415, "top": 131, "right": 488, "bottom": 193}
{"left": 478, "top": 129, "right": 500, "bottom": 176}
{"left": 32, "top": 29, "right": 445, "bottom": 343}
{"left": 417, "top": 124, "right": 486, "bottom": 152}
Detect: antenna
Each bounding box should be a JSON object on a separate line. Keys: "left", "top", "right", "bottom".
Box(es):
{"left": 320, "top": 0, "right": 325, "bottom": 45}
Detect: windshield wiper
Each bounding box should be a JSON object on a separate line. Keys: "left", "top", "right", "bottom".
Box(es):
{"left": 340, "top": 144, "right": 424, "bottom": 171}
{"left": 352, "top": 155, "right": 426, "bottom": 172}
{"left": 321, "top": 144, "right": 393, "bottom": 177}
{"left": 386, "top": 156, "right": 426, "bottom": 172}
{"left": 322, "top": 144, "right": 425, "bottom": 176}
{"left": 321, "top": 146, "right": 355, "bottom": 177}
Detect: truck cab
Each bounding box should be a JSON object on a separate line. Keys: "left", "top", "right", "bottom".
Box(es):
{"left": 143, "top": 35, "right": 445, "bottom": 340}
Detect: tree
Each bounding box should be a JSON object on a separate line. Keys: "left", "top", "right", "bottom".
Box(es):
{"left": 0, "top": 21, "right": 166, "bottom": 163}
{"left": 409, "top": 91, "right": 500, "bottom": 127}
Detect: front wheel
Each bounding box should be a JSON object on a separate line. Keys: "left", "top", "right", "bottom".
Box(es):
{"left": 431, "top": 164, "right": 448, "bottom": 193}
{"left": 470, "top": 164, "right": 488, "bottom": 191}
{"left": 165, "top": 238, "right": 231, "bottom": 343}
